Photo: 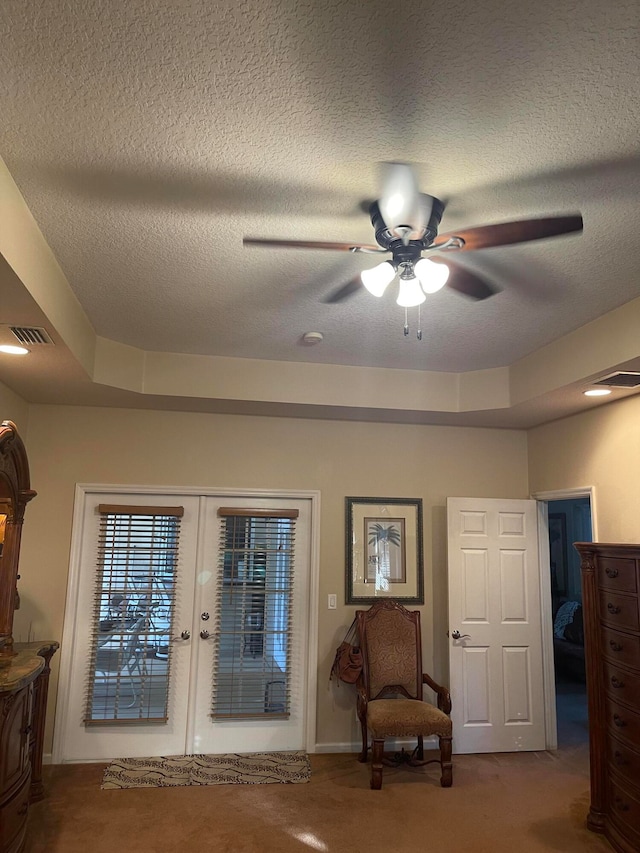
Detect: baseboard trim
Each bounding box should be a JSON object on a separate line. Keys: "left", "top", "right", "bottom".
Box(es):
{"left": 43, "top": 753, "right": 53, "bottom": 765}
{"left": 314, "top": 736, "right": 438, "bottom": 754}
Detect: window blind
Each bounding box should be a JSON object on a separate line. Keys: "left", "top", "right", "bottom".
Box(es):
{"left": 211, "top": 507, "right": 299, "bottom": 719}
{"left": 84, "top": 505, "right": 183, "bottom": 725}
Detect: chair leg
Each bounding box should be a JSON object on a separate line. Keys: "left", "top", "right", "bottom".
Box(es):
{"left": 416, "top": 735, "right": 424, "bottom": 761}
{"left": 371, "top": 739, "right": 384, "bottom": 790}
{"left": 439, "top": 736, "right": 453, "bottom": 787}
{"left": 358, "top": 720, "right": 368, "bottom": 763}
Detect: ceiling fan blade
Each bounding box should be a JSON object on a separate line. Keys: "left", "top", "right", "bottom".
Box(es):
{"left": 434, "top": 214, "right": 583, "bottom": 251}
{"left": 243, "top": 237, "right": 380, "bottom": 252}
{"left": 323, "top": 274, "right": 364, "bottom": 303}
{"left": 431, "top": 257, "right": 498, "bottom": 300}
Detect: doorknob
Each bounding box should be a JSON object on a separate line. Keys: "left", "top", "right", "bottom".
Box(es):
{"left": 451, "top": 629, "right": 471, "bottom": 640}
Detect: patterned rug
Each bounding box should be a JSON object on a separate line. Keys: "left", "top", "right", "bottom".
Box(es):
{"left": 101, "top": 750, "right": 311, "bottom": 789}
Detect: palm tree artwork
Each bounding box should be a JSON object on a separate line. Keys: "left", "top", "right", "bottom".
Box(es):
{"left": 366, "top": 519, "right": 405, "bottom": 589}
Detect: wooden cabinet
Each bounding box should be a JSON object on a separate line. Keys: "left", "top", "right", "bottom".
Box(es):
{"left": 577, "top": 542, "right": 640, "bottom": 853}
{"left": 0, "top": 422, "right": 58, "bottom": 852}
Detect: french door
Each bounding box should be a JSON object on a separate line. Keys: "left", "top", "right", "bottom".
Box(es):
{"left": 55, "top": 490, "right": 314, "bottom": 763}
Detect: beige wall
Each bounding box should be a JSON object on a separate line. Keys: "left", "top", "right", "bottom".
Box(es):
{"left": 528, "top": 394, "right": 640, "bottom": 543}
{"left": 16, "top": 404, "right": 529, "bottom": 753}
{"left": 0, "top": 380, "right": 29, "bottom": 432}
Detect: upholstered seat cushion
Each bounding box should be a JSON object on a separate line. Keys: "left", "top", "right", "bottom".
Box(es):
{"left": 366, "top": 698, "right": 452, "bottom": 739}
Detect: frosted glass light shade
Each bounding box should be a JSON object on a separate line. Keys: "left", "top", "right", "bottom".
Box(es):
{"left": 415, "top": 258, "right": 450, "bottom": 293}
{"left": 396, "top": 276, "right": 426, "bottom": 307}
{"left": 361, "top": 261, "right": 396, "bottom": 297}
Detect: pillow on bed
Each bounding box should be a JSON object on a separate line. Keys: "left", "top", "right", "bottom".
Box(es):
{"left": 563, "top": 605, "right": 584, "bottom": 645}
{"left": 554, "top": 600, "right": 580, "bottom": 639}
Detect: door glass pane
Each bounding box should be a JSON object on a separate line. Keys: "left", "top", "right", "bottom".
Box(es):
{"left": 211, "top": 515, "right": 295, "bottom": 719}
{"left": 85, "top": 511, "right": 180, "bottom": 724}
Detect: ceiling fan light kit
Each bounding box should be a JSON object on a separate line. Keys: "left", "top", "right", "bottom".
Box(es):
{"left": 396, "top": 269, "right": 426, "bottom": 307}
{"left": 243, "top": 163, "right": 583, "bottom": 340}
{"left": 361, "top": 260, "right": 396, "bottom": 297}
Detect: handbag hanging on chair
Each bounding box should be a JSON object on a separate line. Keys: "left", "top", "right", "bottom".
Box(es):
{"left": 330, "top": 617, "right": 363, "bottom": 685}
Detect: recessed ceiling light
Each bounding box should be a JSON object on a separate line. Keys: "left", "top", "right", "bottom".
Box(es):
{"left": 584, "top": 388, "right": 612, "bottom": 397}
{"left": 0, "top": 344, "right": 29, "bottom": 356}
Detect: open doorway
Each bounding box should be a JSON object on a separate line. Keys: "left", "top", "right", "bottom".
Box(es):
{"left": 546, "top": 496, "right": 592, "bottom": 747}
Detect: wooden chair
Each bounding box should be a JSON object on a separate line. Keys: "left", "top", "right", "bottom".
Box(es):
{"left": 356, "top": 599, "right": 453, "bottom": 789}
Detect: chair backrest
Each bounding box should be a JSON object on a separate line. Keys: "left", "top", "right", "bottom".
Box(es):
{"left": 95, "top": 616, "right": 146, "bottom": 673}
{"left": 356, "top": 600, "right": 423, "bottom": 701}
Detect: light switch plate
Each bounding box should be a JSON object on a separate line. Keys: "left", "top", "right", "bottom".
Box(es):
{"left": 328, "top": 593, "right": 337, "bottom": 610}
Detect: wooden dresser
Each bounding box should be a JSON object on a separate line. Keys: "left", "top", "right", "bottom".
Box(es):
{"left": 0, "top": 422, "right": 58, "bottom": 852}
{"left": 576, "top": 542, "right": 640, "bottom": 853}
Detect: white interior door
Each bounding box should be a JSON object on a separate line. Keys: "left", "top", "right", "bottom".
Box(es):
{"left": 58, "top": 493, "right": 200, "bottom": 762}
{"left": 447, "top": 497, "right": 546, "bottom": 754}
{"left": 189, "top": 496, "right": 311, "bottom": 754}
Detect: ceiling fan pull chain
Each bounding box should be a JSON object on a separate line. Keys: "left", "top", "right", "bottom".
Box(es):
{"left": 417, "top": 305, "right": 423, "bottom": 341}
{"left": 403, "top": 308, "right": 409, "bottom": 337}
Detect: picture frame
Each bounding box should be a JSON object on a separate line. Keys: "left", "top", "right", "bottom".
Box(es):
{"left": 548, "top": 512, "right": 568, "bottom": 597}
{"left": 345, "top": 497, "right": 424, "bottom": 605}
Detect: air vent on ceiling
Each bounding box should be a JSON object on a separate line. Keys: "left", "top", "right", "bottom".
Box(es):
{"left": 10, "top": 326, "right": 54, "bottom": 346}
{"left": 594, "top": 372, "right": 640, "bottom": 388}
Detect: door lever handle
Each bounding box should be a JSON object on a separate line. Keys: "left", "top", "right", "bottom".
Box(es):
{"left": 451, "top": 629, "right": 471, "bottom": 640}
{"left": 172, "top": 630, "right": 191, "bottom": 641}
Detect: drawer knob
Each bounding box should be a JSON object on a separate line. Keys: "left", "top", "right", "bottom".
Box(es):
{"left": 611, "top": 676, "right": 625, "bottom": 689}
{"left": 606, "top": 568, "right": 619, "bottom": 578}
{"left": 614, "top": 713, "right": 627, "bottom": 728}
{"left": 610, "top": 640, "right": 623, "bottom": 652}
{"left": 607, "top": 602, "right": 622, "bottom": 615}
{"left": 613, "top": 750, "right": 628, "bottom": 766}
{"left": 614, "top": 796, "right": 630, "bottom": 812}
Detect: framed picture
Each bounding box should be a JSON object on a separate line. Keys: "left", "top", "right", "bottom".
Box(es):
{"left": 549, "top": 512, "right": 568, "bottom": 597}
{"left": 346, "top": 497, "right": 424, "bottom": 604}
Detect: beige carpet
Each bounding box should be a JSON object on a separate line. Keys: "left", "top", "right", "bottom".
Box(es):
{"left": 27, "top": 746, "right": 612, "bottom": 853}
{"left": 101, "top": 751, "right": 311, "bottom": 788}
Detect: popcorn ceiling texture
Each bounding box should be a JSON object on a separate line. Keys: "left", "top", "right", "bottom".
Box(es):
{"left": 0, "top": 0, "right": 638, "bottom": 372}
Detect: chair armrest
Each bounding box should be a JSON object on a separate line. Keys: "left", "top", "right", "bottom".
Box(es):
{"left": 422, "top": 673, "right": 452, "bottom": 715}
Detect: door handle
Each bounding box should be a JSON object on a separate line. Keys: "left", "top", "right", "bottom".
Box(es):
{"left": 200, "top": 630, "right": 213, "bottom": 640}
{"left": 172, "top": 630, "right": 191, "bottom": 641}
{"left": 451, "top": 629, "right": 471, "bottom": 640}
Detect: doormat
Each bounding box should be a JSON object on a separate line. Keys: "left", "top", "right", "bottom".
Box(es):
{"left": 101, "top": 750, "right": 311, "bottom": 789}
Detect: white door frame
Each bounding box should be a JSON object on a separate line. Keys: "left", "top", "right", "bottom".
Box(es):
{"left": 530, "top": 486, "right": 596, "bottom": 750}
{"left": 53, "top": 483, "right": 321, "bottom": 764}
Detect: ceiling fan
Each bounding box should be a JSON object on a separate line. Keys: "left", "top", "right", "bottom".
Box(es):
{"left": 243, "top": 163, "right": 583, "bottom": 336}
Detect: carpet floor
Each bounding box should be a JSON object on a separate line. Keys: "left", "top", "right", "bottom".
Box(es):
{"left": 26, "top": 742, "right": 612, "bottom": 853}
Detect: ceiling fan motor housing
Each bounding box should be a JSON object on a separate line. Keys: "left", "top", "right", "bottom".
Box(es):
{"left": 369, "top": 196, "right": 445, "bottom": 253}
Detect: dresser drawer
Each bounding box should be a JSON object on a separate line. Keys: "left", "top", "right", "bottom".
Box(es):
{"left": 600, "top": 590, "right": 640, "bottom": 632}
{"left": 609, "top": 773, "right": 640, "bottom": 837}
{"left": 0, "top": 772, "right": 30, "bottom": 852}
{"left": 602, "top": 625, "right": 640, "bottom": 668}
{"left": 598, "top": 557, "right": 638, "bottom": 594}
{"left": 604, "top": 661, "right": 640, "bottom": 709}
{"left": 609, "top": 733, "right": 640, "bottom": 787}
{"left": 607, "top": 697, "right": 640, "bottom": 749}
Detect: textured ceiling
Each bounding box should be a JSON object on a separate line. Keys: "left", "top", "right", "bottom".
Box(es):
{"left": 1, "top": 0, "right": 639, "bottom": 375}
